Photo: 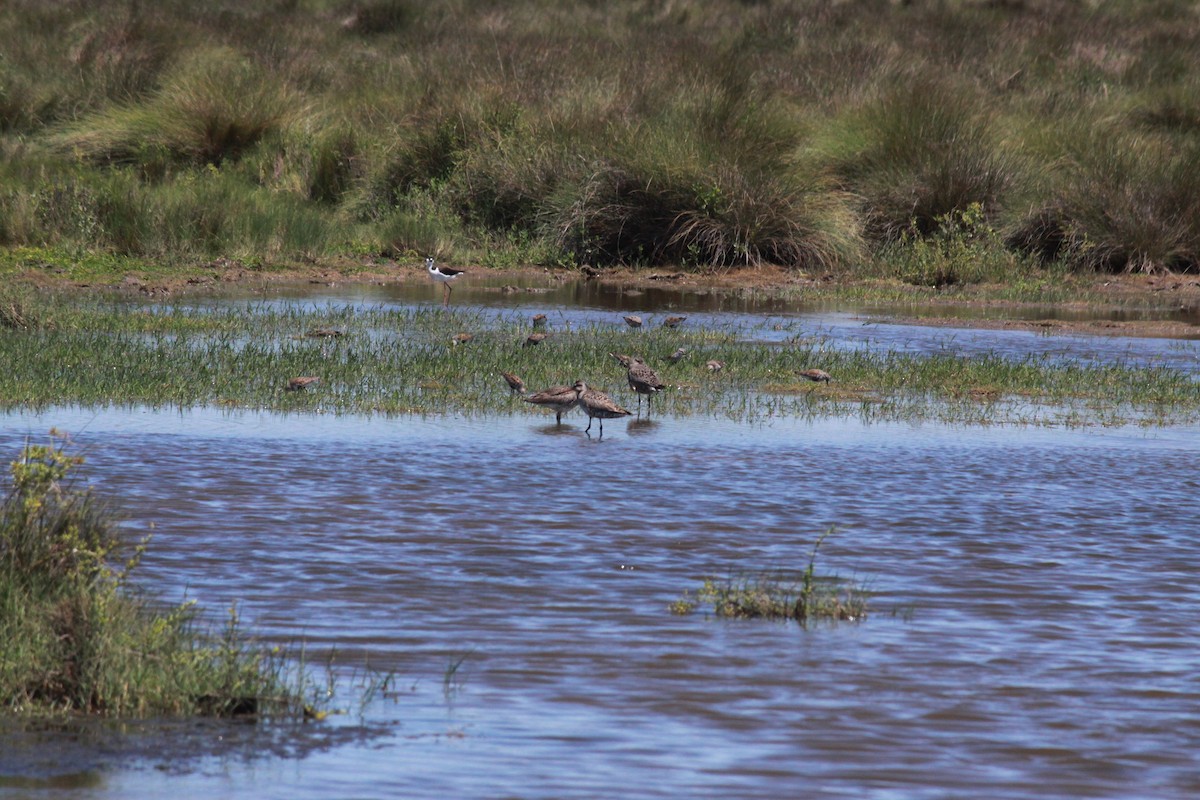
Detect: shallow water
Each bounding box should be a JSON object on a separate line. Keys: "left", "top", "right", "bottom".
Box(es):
{"left": 163, "top": 277, "right": 1200, "bottom": 373}
{"left": 2, "top": 404, "right": 1198, "bottom": 800}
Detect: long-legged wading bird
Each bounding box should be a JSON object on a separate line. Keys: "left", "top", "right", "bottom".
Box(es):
{"left": 611, "top": 352, "right": 664, "bottom": 415}
{"left": 573, "top": 380, "right": 631, "bottom": 436}
{"left": 426, "top": 257, "right": 465, "bottom": 306}
{"left": 523, "top": 384, "right": 579, "bottom": 424}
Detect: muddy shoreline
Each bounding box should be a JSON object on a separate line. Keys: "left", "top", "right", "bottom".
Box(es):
{"left": 17, "top": 257, "right": 1200, "bottom": 340}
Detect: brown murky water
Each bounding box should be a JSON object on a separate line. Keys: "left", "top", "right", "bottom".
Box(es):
{"left": 2, "top": 404, "right": 1198, "bottom": 800}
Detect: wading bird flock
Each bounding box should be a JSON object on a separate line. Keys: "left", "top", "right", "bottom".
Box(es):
{"left": 284, "top": 258, "right": 833, "bottom": 436}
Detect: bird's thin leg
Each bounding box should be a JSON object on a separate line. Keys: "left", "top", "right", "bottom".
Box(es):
{"left": 585, "top": 417, "right": 593, "bottom": 433}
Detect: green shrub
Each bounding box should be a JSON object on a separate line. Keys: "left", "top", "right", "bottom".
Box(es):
{"left": 877, "top": 203, "right": 1038, "bottom": 287}
{"left": 0, "top": 433, "right": 306, "bottom": 716}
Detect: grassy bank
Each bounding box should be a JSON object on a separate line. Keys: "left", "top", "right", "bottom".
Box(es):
{"left": 1, "top": 433, "right": 308, "bottom": 717}
{"left": 2, "top": 1, "right": 1200, "bottom": 279}
{"left": 1, "top": 289, "right": 1195, "bottom": 426}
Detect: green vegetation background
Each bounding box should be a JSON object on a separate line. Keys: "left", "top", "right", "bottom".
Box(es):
{"left": 2, "top": 0, "right": 1199, "bottom": 282}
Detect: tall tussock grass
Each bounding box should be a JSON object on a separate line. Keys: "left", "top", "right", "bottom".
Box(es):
{"left": 820, "top": 73, "right": 1016, "bottom": 244}
{"left": 4, "top": 0, "right": 1200, "bottom": 275}
{"left": 1013, "top": 125, "right": 1200, "bottom": 274}
{"left": 55, "top": 47, "right": 306, "bottom": 172}
{"left": 1, "top": 434, "right": 307, "bottom": 716}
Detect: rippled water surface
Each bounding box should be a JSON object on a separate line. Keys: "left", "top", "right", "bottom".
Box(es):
{"left": 2, "top": 402, "right": 1198, "bottom": 799}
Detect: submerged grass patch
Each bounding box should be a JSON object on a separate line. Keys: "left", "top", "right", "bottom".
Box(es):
{"left": 672, "top": 528, "right": 867, "bottom": 624}
{"left": 0, "top": 289, "right": 1197, "bottom": 426}
{"left": 0, "top": 433, "right": 311, "bottom": 717}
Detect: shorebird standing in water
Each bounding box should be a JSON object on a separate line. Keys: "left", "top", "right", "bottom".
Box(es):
{"left": 799, "top": 368, "right": 832, "bottom": 383}
{"left": 523, "top": 384, "right": 579, "bottom": 424}
{"left": 573, "top": 380, "right": 631, "bottom": 436}
{"left": 662, "top": 315, "right": 687, "bottom": 328}
{"left": 426, "top": 257, "right": 465, "bottom": 306}
{"left": 531, "top": 313, "right": 547, "bottom": 329}
{"left": 623, "top": 315, "right": 643, "bottom": 328}
{"left": 611, "top": 352, "right": 665, "bottom": 416}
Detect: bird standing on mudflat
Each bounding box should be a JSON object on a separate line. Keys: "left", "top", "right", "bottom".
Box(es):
{"left": 426, "top": 257, "right": 465, "bottom": 306}
{"left": 573, "top": 380, "right": 631, "bottom": 436}
{"left": 523, "top": 384, "right": 579, "bottom": 424}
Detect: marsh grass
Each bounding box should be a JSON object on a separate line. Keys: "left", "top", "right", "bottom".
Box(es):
{"left": 2, "top": 290, "right": 1194, "bottom": 426}
{"left": 0, "top": 433, "right": 311, "bottom": 717}
{"left": 673, "top": 528, "right": 867, "bottom": 624}
{"left": 7, "top": 0, "right": 1200, "bottom": 274}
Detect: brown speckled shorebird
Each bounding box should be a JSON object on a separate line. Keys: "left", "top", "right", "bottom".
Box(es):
{"left": 573, "top": 380, "right": 631, "bottom": 436}
{"left": 501, "top": 371, "right": 526, "bottom": 393}
{"left": 667, "top": 347, "right": 688, "bottom": 363}
{"left": 706, "top": 359, "right": 724, "bottom": 372}
{"left": 524, "top": 332, "right": 550, "bottom": 347}
{"left": 610, "top": 353, "right": 665, "bottom": 415}
{"left": 452, "top": 332, "right": 475, "bottom": 345}
{"left": 523, "top": 384, "right": 578, "bottom": 424}
{"left": 285, "top": 376, "right": 321, "bottom": 392}
{"left": 662, "top": 315, "right": 687, "bottom": 329}
{"left": 799, "top": 368, "right": 832, "bottom": 383}
{"left": 623, "top": 315, "right": 643, "bottom": 328}
{"left": 609, "top": 352, "right": 634, "bottom": 369}
{"left": 532, "top": 313, "right": 548, "bottom": 328}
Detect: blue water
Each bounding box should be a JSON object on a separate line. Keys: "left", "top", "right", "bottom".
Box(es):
{"left": 2, "top": 404, "right": 1198, "bottom": 800}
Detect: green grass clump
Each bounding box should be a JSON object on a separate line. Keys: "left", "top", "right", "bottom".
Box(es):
{"left": 0, "top": 433, "right": 308, "bottom": 717}
{"left": 673, "top": 528, "right": 867, "bottom": 624}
